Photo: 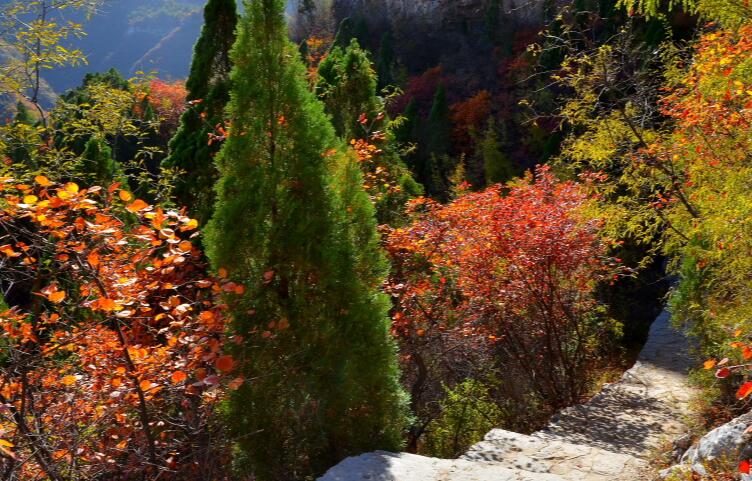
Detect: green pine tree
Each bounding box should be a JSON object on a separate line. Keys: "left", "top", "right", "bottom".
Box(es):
{"left": 316, "top": 39, "right": 422, "bottom": 224}
{"left": 205, "top": 1, "right": 408, "bottom": 479}
{"left": 376, "top": 31, "right": 396, "bottom": 90}
{"left": 481, "top": 120, "right": 515, "bottom": 185}
{"left": 422, "top": 84, "right": 453, "bottom": 197}
{"left": 484, "top": 0, "right": 501, "bottom": 44}
{"left": 163, "top": 0, "right": 237, "bottom": 224}
{"left": 82, "top": 137, "right": 125, "bottom": 186}
{"left": 426, "top": 84, "right": 451, "bottom": 158}
{"left": 316, "top": 40, "right": 379, "bottom": 139}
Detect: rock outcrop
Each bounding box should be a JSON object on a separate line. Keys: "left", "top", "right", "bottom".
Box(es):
{"left": 333, "top": 0, "right": 543, "bottom": 27}
{"left": 319, "top": 310, "right": 698, "bottom": 481}
{"left": 660, "top": 411, "right": 752, "bottom": 478}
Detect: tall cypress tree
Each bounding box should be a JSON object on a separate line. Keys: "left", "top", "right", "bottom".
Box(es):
{"left": 426, "top": 83, "right": 451, "bottom": 158}
{"left": 205, "top": 1, "right": 407, "bottom": 479}
{"left": 163, "top": 0, "right": 237, "bottom": 223}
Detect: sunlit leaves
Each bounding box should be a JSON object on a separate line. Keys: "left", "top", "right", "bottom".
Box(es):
{"left": 41, "top": 285, "right": 66, "bottom": 303}
{"left": 386, "top": 166, "right": 621, "bottom": 404}
{"left": 126, "top": 199, "right": 150, "bottom": 213}
{"left": 737, "top": 382, "right": 752, "bottom": 399}
{"left": 0, "top": 178, "right": 235, "bottom": 478}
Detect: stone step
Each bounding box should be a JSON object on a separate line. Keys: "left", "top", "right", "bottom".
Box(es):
{"left": 319, "top": 450, "right": 567, "bottom": 481}
{"left": 318, "top": 310, "right": 695, "bottom": 481}
{"left": 462, "top": 429, "right": 645, "bottom": 481}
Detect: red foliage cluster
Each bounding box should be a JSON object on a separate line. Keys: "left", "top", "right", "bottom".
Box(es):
{"left": 0, "top": 177, "right": 238, "bottom": 480}
{"left": 392, "top": 66, "right": 449, "bottom": 114}
{"left": 146, "top": 79, "right": 188, "bottom": 134}
{"left": 450, "top": 90, "right": 493, "bottom": 156}
{"left": 387, "top": 167, "right": 621, "bottom": 405}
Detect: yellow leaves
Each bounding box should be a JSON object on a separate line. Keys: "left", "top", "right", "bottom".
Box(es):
{"left": 703, "top": 359, "right": 717, "bottom": 370}
{"left": 22, "top": 194, "right": 38, "bottom": 205}
{"left": 56, "top": 182, "right": 80, "bottom": 200}
{"left": 126, "top": 199, "right": 150, "bottom": 213}
{"left": 61, "top": 375, "right": 78, "bottom": 386}
{"left": 180, "top": 218, "right": 199, "bottom": 232}
{"left": 0, "top": 439, "right": 16, "bottom": 460}
{"left": 34, "top": 175, "right": 51, "bottom": 187}
{"left": 118, "top": 190, "right": 132, "bottom": 202}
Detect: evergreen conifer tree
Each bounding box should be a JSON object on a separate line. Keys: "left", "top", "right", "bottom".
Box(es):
{"left": 426, "top": 84, "right": 451, "bottom": 158}
{"left": 422, "top": 84, "right": 453, "bottom": 197}
{"left": 481, "top": 120, "right": 515, "bottom": 185}
{"left": 82, "top": 137, "right": 125, "bottom": 186}
{"left": 205, "top": 1, "right": 408, "bottom": 479}
{"left": 376, "top": 31, "right": 396, "bottom": 90}
{"left": 316, "top": 40, "right": 379, "bottom": 139}
{"left": 316, "top": 39, "right": 422, "bottom": 224}
{"left": 485, "top": 0, "right": 501, "bottom": 44}
{"left": 163, "top": 0, "right": 237, "bottom": 224}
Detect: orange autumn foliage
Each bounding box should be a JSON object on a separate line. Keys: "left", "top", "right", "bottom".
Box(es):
{"left": 0, "top": 177, "right": 239, "bottom": 480}
{"left": 450, "top": 90, "right": 493, "bottom": 156}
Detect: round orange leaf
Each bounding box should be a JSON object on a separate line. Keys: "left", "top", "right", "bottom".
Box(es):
{"left": 215, "top": 355, "right": 235, "bottom": 372}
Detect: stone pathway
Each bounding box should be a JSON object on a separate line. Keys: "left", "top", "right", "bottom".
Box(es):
{"left": 319, "top": 310, "right": 698, "bottom": 481}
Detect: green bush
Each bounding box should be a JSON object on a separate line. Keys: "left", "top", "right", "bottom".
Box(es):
{"left": 422, "top": 379, "right": 504, "bottom": 458}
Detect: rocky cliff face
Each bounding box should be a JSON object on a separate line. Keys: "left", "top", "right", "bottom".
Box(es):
{"left": 333, "top": 0, "right": 543, "bottom": 28}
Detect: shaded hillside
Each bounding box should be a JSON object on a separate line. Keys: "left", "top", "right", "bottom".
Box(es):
{"left": 43, "top": 0, "right": 205, "bottom": 92}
